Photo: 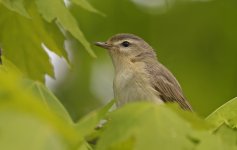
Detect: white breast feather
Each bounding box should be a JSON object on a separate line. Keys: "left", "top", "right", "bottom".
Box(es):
{"left": 113, "top": 61, "right": 163, "bottom": 107}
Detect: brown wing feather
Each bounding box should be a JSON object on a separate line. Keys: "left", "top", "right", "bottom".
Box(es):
{"left": 146, "top": 61, "right": 192, "bottom": 111}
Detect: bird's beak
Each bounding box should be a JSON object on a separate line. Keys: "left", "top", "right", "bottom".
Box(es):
{"left": 94, "top": 42, "right": 111, "bottom": 49}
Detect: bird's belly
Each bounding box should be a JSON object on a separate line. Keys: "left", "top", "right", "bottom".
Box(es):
{"left": 114, "top": 68, "right": 163, "bottom": 107}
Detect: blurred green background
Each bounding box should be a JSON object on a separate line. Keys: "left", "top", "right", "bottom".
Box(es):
{"left": 50, "top": 0, "right": 237, "bottom": 121}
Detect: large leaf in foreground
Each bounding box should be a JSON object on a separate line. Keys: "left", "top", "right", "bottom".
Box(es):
{"left": 96, "top": 103, "right": 237, "bottom": 150}
{"left": 194, "top": 123, "right": 237, "bottom": 150}
{"left": 35, "top": 0, "right": 96, "bottom": 57}
{"left": 0, "top": 0, "right": 99, "bottom": 82}
{"left": 0, "top": 3, "right": 66, "bottom": 81}
{"left": 0, "top": 0, "right": 30, "bottom": 18}
{"left": 214, "top": 124, "right": 237, "bottom": 150}
{"left": 206, "top": 97, "right": 237, "bottom": 129}
{"left": 72, "top": 0, "right": 105, "bottom": 16}
{"left": 75, "top": 99, "right": 115, "bottom": 137}
{"left": 23, "top": 79, "right": 73, "bottom": 124}
{"left": 0, "top": 108, "right": 69, "bottom": 150}
{"left": 96, "top": 103, "right": 208, "bottom": 150}
{"left": 0, "top": 71, "right": 87, "bottom": 150}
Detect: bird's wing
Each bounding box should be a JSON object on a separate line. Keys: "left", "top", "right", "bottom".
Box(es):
{"left": 146, "top": 62, "right": 192, "bottom": 110}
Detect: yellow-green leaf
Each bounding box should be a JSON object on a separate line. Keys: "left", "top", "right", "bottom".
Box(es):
{"left": 0, "top": 3, "right": 67, "bottom": 82}
{"left": 72, "top": 0, "right": 105, "bottom": 16}
{"left": 75, "top": 99, "right": 115, "bottom": 137}
{"left": 0, "top": 0, "right": 30, "bottom": 18}
{"left": 23, "top": 79, "right": 73, "bottom": 124}
{"left": 35, "top": 0, "right": 96, "bottom": 57}
{"left": 0, "top": 71, "right": 85, "bottom": 150}
{"left": 206, "top": 97, "right": 237, "bottom": 129}
{"left": 97, "top": 103, "right": 202, "bottom": 150}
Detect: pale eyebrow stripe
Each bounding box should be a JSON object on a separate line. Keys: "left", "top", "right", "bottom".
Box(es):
{"left": 110, "top": 34, "right": 142, "bottom": 42}
{"left": 113, "top": 39, "right": 139, "bottom": 45}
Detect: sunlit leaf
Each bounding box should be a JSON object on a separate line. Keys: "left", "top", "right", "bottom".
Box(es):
{"left": 96, "top": 103, "right": 210, "bottom": 150}
{"left": 35, "top": 0, "right": 96, "bottom": 57}
{"left": 215, "top": 124, "right": 237, "bottom": 149}
{"left": 0, "top": 3, "right": 67, "bottom": 82}
{"left": 23, "top": 79, "right": 73, "bottom": 124}
{"left": 0, "top": 109, "right": 69, "bottom": 150}
{"left": 195, "top": 124, "right": 237, "bottom": 150}
{"left": 0, "top": 71, "right": 86, "bottom": 150}
{"left": 75, "top": 99, "right": 115, "bottom": 137}
{"left": 0, "top": 0, "right": 98, "bottom": 82}
{"left": 0, "top": 57, "right": 22, "bottom": 75}
{"left": 71, "top": 0, "right": 105, "bottom": 16}
{"left": 206, "top": 97, "right": 237, "bottom": 129}
{"left": 0, "top": 0, "right": 30, "bottom": 18}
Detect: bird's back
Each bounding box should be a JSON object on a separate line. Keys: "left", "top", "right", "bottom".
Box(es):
{"left": 145, "top": 60, "right": 192, "bottom": 110}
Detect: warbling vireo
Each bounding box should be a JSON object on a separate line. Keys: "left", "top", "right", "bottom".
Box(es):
{"left": 95, "top": 33, "right": 192, "bottom": 110}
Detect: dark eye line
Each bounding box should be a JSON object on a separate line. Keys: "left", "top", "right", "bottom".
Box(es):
{"left": 121, "top": 41, "right": 130, "bottom": 47}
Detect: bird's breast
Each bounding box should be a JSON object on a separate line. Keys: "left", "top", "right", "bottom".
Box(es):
{"left": 113, "top": 62, "right": 163, "bottom": 107}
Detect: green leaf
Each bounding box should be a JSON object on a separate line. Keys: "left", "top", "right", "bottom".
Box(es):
{"left": 71, "top": 0, "right": 105, "bottom": 16}
{"left": 195, "top": 134, "right": 230, "bottom": 150}
{"left": 0, "top": 71, "right": 86, "bottom": 150}
{"left": 0, "top": 0, "right": 99, "bottom": 82}
{"left": 0, "top": 0, "right": 30, "bottom": 18}
{"left": 0, "top": 56, "right": 22, "bottom": 75}
{"left": 0, "top": 3, "right": 67, "bottom": 82}
{"left": 35, "top": 0, "right": 96, "bottom": 57}
{"left": 215, "top": 124, "right": 237, "bottom": 149}
{"left": 206, "top": 97, "right": 237, "bottom": 129}
{"left": 168, "top": 103, "right": 212, "bottom": 130}
{"left": 96, "top": 102, "right": 210, "bottom": 150}
{"left": 0, "top": 109, "right": 69, "bottom": 150}
{"left": 75, "top": 99, "right": 115, "bottom": 137}
{"left": 195, "top": 124, "right": 237, "bottom": 150}
{"left": 23, "top": 79, "right": 73, "bottom": 124}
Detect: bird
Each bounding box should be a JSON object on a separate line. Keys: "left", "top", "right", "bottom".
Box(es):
{"left": 95, "top": 33, "right": 192, "bottom": 111}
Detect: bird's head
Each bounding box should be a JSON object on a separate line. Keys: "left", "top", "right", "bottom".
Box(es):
{"left": 95, "top": 33, "right": 157, "bottom": 68}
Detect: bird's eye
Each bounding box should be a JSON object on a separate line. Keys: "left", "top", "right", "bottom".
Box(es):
{"left": 121, "top": 41, "right": 130, "bottom": 47}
